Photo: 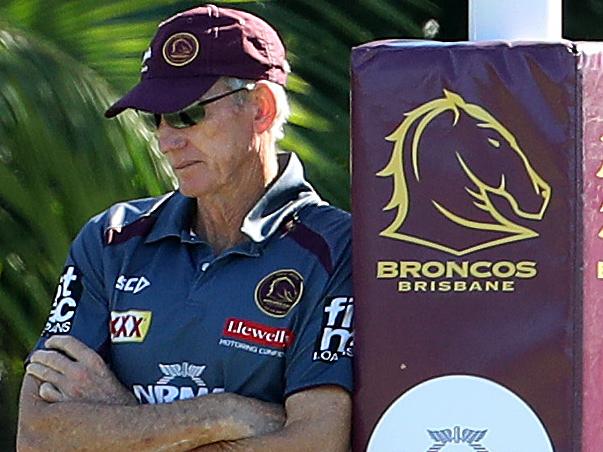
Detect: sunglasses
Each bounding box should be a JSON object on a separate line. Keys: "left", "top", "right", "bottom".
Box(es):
{"left": 139, "top": 84, "right": 254, "bottom": 129}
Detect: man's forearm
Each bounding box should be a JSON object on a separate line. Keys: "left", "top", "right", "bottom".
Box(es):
{"left": 191, "top": 387, "right": 352, "bottom": 452}
{"left": 193, "top": 420, "right": 349, "bottom": 452}
{"left": 18, "top": 375, "right": 283, "bottom": 452}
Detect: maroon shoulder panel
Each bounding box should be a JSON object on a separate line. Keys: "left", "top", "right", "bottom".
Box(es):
{"left": 105, "top": 216, "right": 157, "bottom": 245}
{"left": 286, "top": 222, "right": 334, "bottom": 275}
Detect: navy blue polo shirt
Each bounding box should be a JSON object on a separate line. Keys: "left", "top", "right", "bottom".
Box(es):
{"left": 32, "top": 153, "right": 353, "bottom": 404}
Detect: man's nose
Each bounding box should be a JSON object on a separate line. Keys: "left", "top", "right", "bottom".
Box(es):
{"left": 158, "top": 125, "right": 187, "bottom": 153}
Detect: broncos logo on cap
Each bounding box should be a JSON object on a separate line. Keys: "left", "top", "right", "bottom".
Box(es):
{"left": 378, "top": 90, "right": 551, "bottom": 256}
{"left": 162, "top": 32, "right": 200, "bottom": 67}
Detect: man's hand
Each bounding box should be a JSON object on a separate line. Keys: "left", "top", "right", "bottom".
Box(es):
{"left": 19, "top": 356, "right": 285, "bottom": 451}
{"left": 21, "top": 335, "right": 287, "bottom": 451}
{"left": 26, "top": 335, "right": 136, "bottom": 406}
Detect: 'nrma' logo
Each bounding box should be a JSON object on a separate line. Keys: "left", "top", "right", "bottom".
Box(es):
{"left": 378, "top": 90, "right": 551, "bottom": 256}
{"left": 427, "top": 426, "right": 489, "bottom": 452}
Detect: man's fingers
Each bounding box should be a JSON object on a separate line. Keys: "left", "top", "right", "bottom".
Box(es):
{"left": 44, "top": 335, "right": 103, "bottom": 369}
{"left": 44, "top": 335, "right": 88, "bottom": 359}
{"left": 30, "top": 349, "right": 77, "bottom": 375}
{"left": 26, "top": 363, "right": 66, "bottom": 388}
{"left": 39, "top": 382, "right": 64, "bottom": 403}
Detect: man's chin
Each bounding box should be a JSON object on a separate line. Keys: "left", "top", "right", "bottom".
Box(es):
{"left": 177, "top": 183, "right": 212, "bottom": 199}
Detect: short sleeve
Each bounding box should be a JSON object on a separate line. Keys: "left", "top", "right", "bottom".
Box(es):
{"left": 27, "top": 217, "right": 110, "bottom": 361}
{"left": 284, "top": 243, "right": 353, "bottom": 397}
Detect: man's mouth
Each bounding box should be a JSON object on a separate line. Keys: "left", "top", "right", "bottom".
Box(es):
{"left": 173, "top": 161, "right": 201, "bottom": 170}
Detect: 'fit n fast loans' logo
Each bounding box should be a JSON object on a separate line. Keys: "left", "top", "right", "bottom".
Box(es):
{"left": 378, "top": 90, "right": 551, "bottom": 256}
{"left": 43, "top": 266, "right": 83, "bottom": 335}
{"left": 313, "top": 297, "right": 354, "bottom": 363}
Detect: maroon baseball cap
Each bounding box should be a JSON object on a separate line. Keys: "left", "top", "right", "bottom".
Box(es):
{"left": 105, "top": 4, "right": 289, "bottom": 118}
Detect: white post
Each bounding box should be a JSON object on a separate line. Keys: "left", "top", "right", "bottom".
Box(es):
{"left": 469, "top": 0, "right": 562, "bottom": 41}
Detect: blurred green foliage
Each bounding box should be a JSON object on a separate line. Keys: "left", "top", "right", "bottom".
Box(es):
{"left": 0, "top": 21, "right": 174, "bottom": 449}
{"left": 1, "top": 0, "right": 602, "bottom": 449}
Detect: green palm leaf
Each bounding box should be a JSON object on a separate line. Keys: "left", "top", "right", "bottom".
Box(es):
{"left": 0, "top": 23, "right": 173, "bottom": 447}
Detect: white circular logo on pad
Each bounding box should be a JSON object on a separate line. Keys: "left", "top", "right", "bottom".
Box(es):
{"left": 367, "top": 375, "right": 553, "bottom": 452}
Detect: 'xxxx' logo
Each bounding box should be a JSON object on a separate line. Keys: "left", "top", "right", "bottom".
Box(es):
{"left": 378, "top": 90, "right": 551, "bottom": 256}
{"left": 110, "top": 310, "right": 152, "bottom": 343}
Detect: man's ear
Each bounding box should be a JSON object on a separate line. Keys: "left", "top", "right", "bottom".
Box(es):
{"left": 252, "top": 82, "right": 277, "bottom": 134}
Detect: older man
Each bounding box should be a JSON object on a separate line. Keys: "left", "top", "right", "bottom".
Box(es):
{"left": 17, "top": 5, "right": 352, "bottom": 451}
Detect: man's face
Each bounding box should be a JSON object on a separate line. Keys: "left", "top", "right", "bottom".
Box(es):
{"left": 157, "top": 79, "right": 258, "bottom": 198}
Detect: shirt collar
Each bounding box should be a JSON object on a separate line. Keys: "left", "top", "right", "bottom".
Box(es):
{"left": 146, "top": 152, "right": 323, "bottom": 245}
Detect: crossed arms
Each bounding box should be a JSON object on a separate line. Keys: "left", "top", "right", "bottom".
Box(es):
{"left": 17, "top": 336, "right": 351, "bottom": 451}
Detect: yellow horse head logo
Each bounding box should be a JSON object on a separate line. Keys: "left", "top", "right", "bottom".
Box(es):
{"left": 378, "top": 90, "right": 551, "bottom": 256}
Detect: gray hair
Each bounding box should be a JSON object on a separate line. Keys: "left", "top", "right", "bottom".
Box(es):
{"left": 222, "top": 77, "right": 290, "bottom": 141}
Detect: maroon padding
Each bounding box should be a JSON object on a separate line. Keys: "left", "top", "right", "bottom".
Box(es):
{"left": 351, "top": 40, "right": 603, "bottom": 451}
{"left": 579, "top": 43, "right": 603, "bottom": 452}
{"left": 105, "top": 216, "right": 157, "bottom": 246}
